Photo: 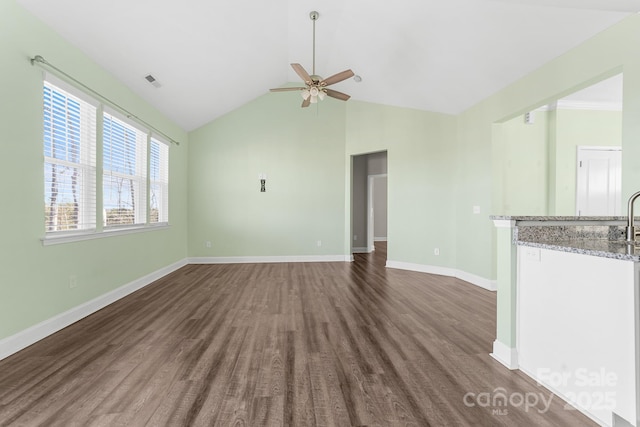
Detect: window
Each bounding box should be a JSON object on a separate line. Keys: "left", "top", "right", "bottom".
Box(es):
{"left": 43, "top": 82, "right": 96, "bottom": 232}
{"left": 150, "top": 138, "right": 169, "bottom": 224}
{"left": 103, "top": 112, "right": 147, "bottom": 227}
{"left": 42, "top": 78, "right": 170, "bottom": 240}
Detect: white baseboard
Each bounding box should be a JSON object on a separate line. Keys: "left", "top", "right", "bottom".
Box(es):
{"left": 374, "top": 237, "right": 387, "bottom": 242}
{"left": 351, "top": 247, "right": 370, "bottom": 254}
{"left": 456, "top": 270, "right": 497, "bottom": 291}
{"left": 518, "top": 364, "right": 609, "bottom": 427}
{"left": 385, "top": 260, "right": 497, "bottom": 291}
{"left": 490, "top": 340, "right": 519, "bottom": 370}
{"left": 0, "top": 258, "right": 188, "bottom": 362}
{"left": 386, "top": 260, "right": 454, "bottom": 277}
{"left": 189, "top": 254, "right": 352, "bottom": 264}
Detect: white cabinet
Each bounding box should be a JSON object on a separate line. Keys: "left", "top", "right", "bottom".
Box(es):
{"left": 517, "top": 246, "right": 638, "bottom": 426}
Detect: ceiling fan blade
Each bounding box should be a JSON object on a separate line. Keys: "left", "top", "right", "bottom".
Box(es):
{"left": 325, "top": 89, "right": 351, "bottom": 101}
{"left": 270, "top": 87, "right": 306, "bottom": 92}
{"left": 291, "top": 63, "right": 313, "bottom": 84}
{"left": 301, "top": 97, "right": 311, "bottom": 108}
{"left": 321, "top": 69, "right": 355, "bottom": 87}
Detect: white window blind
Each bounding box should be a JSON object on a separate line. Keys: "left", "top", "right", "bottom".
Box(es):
{"left": 41, "top": 76, "right": 171, "bottom": 243}
{"left": 149, "top": 138, "right": 169, "bottom": 224}
{"left": 43, "top": 81, "right": 97, "bottom": 232}
{"left": 103, "top": 111, "right": 147, "bottom": 227}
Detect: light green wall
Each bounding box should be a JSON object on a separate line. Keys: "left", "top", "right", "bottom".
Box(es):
{"left": 6, "top": 0, "right": 640, "bottom": 349}
{"left": 187, "top": 93, "right": 347, "bottom": 257}
{"left": 345, "top": 102, "right": 457, "bottom": 267}
{"left": 492, "top": 108, "right": 622, "bottom": 216}
{"left": 0, "top": 1, "right": 188, "bottom": 340}
{"left": 492, "top": 112, "right": 549, "bottom": 216}
{"left": 187, "top": 98, "right": 457, "bottom": 266}
{"left": 551, "top": 109, "right": 622, "bottom": 215}
{"left": 459, "top": 14, "right": 640, "bottom": 281}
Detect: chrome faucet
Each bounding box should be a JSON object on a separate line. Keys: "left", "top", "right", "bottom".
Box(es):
{"left": 626, "top": 191, "right": 640, "bottom": 243}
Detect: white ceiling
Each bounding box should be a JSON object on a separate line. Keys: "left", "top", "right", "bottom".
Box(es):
{"left": 17, "top": 0, "right": 639, "bottom": 131}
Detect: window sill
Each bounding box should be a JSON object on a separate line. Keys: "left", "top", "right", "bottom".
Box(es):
{"left": 41, "top": 223, "right": 170, "bottom": 246}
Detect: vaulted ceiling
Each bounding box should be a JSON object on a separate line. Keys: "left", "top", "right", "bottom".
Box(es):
{"left": 17, "top": 0, "right": 639, "bottom": 131}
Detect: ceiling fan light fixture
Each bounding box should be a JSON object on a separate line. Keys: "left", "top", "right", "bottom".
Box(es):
{"left": 269, "top": 10, "right": 353, "bottom": 108}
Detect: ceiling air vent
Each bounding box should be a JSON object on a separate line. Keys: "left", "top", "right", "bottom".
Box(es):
{"left": 144, "top": 74, "right": 162, "bottom": 88}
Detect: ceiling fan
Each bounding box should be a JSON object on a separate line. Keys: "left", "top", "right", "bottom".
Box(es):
{"left": 270, "top": 11, "right": 354, "bottom": 108}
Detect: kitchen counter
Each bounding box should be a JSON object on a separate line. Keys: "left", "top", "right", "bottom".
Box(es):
{"left": 490, "top": 215, "right": 628, "bottom": 221}
{"left": 518, "top": 238, "right": 640, "bottom": 262}
{"left": 491, "top": 215, "right": 640, "bottom": 424}
{"left": 490, "top": 215, "right": 638, "bottom": 261}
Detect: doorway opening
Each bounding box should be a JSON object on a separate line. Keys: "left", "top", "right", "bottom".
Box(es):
{"left": 351, "top": 151, "right": 387, "bottom": 261}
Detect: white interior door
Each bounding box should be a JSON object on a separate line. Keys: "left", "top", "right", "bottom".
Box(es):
{"left": 367, "top": 176, "right": 375, "bottom": 252}
{"left": 367, "top": 174, "right": 387, "bottom": 253}
{"left": 576, "top": 146, "right": 621, "bottom": 216}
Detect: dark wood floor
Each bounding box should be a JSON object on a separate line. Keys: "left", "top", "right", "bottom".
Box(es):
{"left": 0, "top": 243, "right": 595, "bottom": 426}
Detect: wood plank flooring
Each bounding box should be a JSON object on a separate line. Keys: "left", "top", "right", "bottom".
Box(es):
{"left": 0, "top": 243, "right": 596, "bottom": 426}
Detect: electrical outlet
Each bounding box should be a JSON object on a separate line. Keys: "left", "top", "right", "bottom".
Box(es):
{"left": 473, "top": 205, "right": 481, "bottom": 214}
{"left": 353, "top": 235, "right": 357, "bottom": 241}
{"left": 205, "top": 241, "right": 212, "bottom": 248}
{"left": 69, "top": 275, "right": 78, "bottom": 289}
{"left": 434, "top": 248, "right": 440, "bottom": 256}
{"left": 317, "top": 240, "right": 322, "bottom": 247}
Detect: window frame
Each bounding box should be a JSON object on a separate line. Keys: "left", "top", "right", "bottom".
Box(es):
{"left": 43, "top": 76, "right": 98, "bottom": 234}
{"left": 149, "top": 137, "right": 170, "bottom": 226}
{"left": 102, "top": 109, "right": 149, "bottom": 228}
{"left": 41, "top": 75, "right": 170, "bottom": 246}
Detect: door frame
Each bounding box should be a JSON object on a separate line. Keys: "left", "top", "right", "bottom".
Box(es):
{"left": 367, "top": 173, "right": 387, "bottom": 253}
{"left": 575, "top": 145, "right": 622, "bottom": 216}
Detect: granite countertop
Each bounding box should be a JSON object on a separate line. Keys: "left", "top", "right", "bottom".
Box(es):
{"left": 518, "top": 238, "right": 640, "bottom": 262}
{"left": 493, "top": 215, "right": 640, "bottom": 261}
{"left": 490, "top": 215, "right": 628, "bottom": 222}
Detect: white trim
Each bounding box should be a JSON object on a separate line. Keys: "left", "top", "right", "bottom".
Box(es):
{"left": 386, "top": 260, "right": 455, "bottom": 277}
{"left": 42, "top": 223, "right": 170, "bottom": 246}
{"left": 518, "top": 365, "right": 607, "bottom": 427}
{"left": 554, "top": 99, "right": 622, "bottom": 112}
{"left": 189, "top": 255, "right": 351, "bottom": 264}
{"left": 373, "top": 237, "right": 387, "bottom": 242}
{"left": 351, "top": 247, "right": 370, "bottom": 254}
{"left": 456, "top": 270, "right": 497, "bottom": 291}
{"left": 576, "top": 145, "right": 622, "bottom": 152}
{"left": 490, "top": 340, "right": 519, "bottom": 370}
{"left": 386, "top": 260, "right": 497, "bottom": 291}
{"left": 0, "top": 258, "right": 188, "bottom": 362}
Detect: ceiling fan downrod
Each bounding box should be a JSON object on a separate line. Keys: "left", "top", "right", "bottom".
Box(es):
{"left": 268, "top": 10, "right": 354, "bottom": 108}
{"left": 310, "top": 11, "right": 319, "bottom": 78}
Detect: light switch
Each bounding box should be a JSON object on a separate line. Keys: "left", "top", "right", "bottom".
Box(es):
{"left": 473, "top": 206, "right": 481, "bottom": 214}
